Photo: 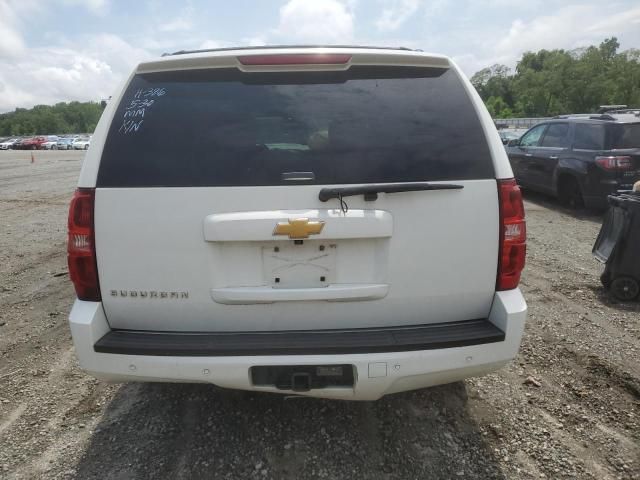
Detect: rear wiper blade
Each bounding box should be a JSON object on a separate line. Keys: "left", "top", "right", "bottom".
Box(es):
{"left": 318, "top": 182, "right": 464, "bottom": 202}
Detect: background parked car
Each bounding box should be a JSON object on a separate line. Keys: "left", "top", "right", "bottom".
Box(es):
{"left": 72, "top": 136, "right": 91, "bottom": 150}
{"left": 506, "top": 113, "right": 640, "bottom": 209}
{"left": 0, "top": 138, "right": 18, "bottom": 150}
{"left": 56, "top": 137, "right": 75, "bottom": 150}
{"left": 21, "top": 136, "right": 48, "bottom": 150}
{"left": 499, "top": 129, "right": 527, "bottom": 145}
{"left": 16, "top": 137, "right": 30, "bottom": 150}
{"left": 11, "top": 138, "right": 25, "bottom": 149}
{"left": 42, "top": 135, "right": 60, "bottom": 149}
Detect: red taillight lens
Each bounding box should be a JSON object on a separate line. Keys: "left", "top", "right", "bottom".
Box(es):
{"left": 237, "top": 54, "right": 352, "bottom": 65}
{"left": 497, "top": 179, "right": 526, "bottom": 291}
{"left": 67, "top": 188, "right": 100, "bottom": 301}
{"left": 595, "top": 156, "right": 633, "bottom": 171}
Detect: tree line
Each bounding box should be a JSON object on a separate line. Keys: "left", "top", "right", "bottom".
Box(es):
{"left": 471, "top": 38, "right": 640, "bottom": 118}
{"left": 0, "top": 101, "right": 104, "bottom": 136}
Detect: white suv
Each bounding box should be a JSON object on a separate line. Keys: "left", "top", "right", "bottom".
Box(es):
{"left": 67, "top": 46, "right": 527, "bottom": 400}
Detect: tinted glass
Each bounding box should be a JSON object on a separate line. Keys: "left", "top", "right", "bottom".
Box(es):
{"left": 540, "top": 123, "right": 569, "bottom": 148}
{"left": 98, "top": 66, "right": 494, "bottom": 187}
{"left": 519, "top": 124, "right": 546, "bottom": 147}
{"left": 610, "top": 124, "right": 640, "bottom": 149}
{"left": 574, "top": 123, "right": 605, "bottom": 150}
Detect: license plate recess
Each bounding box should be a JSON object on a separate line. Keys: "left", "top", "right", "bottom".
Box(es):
{"left": 263, "top": 242, "right": 337, "bottom": 288}
{"left": 251, "top": 364, "right": 355, "bottom": 391}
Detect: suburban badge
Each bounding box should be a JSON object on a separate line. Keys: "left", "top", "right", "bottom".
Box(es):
{"left": 110, "top": 290, "right": 189, "bottom": 299}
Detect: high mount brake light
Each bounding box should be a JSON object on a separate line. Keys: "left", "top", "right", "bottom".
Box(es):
{"left": 237, "top": 54, "right": 352, "bottom": 66}
{"left": 595, "top": 156, "right": 633, "bottom": 171}
{"left": 67, "top": 188, "right": 101, "bottom": 301}
{"left": 497, "top": 179, "right": 526, "bottom": 291}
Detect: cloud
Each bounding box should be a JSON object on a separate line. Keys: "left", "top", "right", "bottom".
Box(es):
{"left": 61, "top": 0, "right": 109, "bottom": 15}
{"left": 158, "top": 4, "right": 194, "bottom": 32}
{"left": 159, "top": 17, "right": 193, "bottom": 32}
{"left": 0, "top": 33, "right": 152, "bottom": 112}
{"left": 495, "top": 5, "right": 596, "bottom": 56}
{"left": 375, "top": 0, "right": 420, "bottom": 31}
{"left": 197, "top": 39, "right": 226, "bottom": 50}
{"left": 0, "top": 0, "right": 110, "bottom": 62}
{"left": 470, "top": 0, "right": 532, "bottom": 7}
{"left": 0, "top": 0, "right": 31, "bottom": 58}
{"left": 242, "top": 35, "right": 268, "bottom": 47}
{"left": 82, "top": 33, "right": 153, "bottom": 73}
{"left": 0, "top": 13, "right": 25, "bottom": 58}
{"left": 3, "top": 0, "right": 640, "bottom": 112}
{"left": 449, "top": 2, "right": 640, "bottom": 75}
{"left": 587, "top": 5, "right": 640, "bottom": 34}
{"left": 274, "top": 0, "right": 354, "bottom": 43}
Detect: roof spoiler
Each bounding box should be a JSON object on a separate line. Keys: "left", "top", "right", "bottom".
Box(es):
{"left": 162, "top": 45, "right": 420, "bottom": 57}
{"left": 138, "top": 47, "right": 450, "bottom": 74}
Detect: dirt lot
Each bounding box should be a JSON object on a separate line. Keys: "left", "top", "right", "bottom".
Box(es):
{"left": 0, "top": 150, "right": 638, "bottom": 480}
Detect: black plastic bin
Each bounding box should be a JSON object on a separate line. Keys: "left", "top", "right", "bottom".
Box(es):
{"left": 593, "top": 191, "right": 640, "bottom": 301}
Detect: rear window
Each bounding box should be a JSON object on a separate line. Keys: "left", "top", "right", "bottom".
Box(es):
{"left": 610, "top": 124, "right": 640, "bottom": 149}
{"left": 98, "top": 66, "right": 493, "bottom": 187}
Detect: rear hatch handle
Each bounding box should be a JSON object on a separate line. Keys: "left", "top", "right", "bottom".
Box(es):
{"left": 318, "top": 182, "right": 464, "bottom": 202}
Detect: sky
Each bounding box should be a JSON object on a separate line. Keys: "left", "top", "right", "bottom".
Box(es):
{"left": 1, "top": 0, "right": 639, "bottom": 112}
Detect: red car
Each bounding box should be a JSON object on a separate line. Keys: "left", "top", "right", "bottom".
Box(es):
{"left": 21, "top": 136, "right": 47, "bottom": 150}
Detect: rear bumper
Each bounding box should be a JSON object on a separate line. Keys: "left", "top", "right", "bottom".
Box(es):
{"left": 69, "top": 290, "right": 527, "bottom": 400}
{"left": 95, "top": 319, "right": 505, "bottom": 356}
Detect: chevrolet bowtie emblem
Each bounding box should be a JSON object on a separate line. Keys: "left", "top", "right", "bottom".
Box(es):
{"left": 273, "top": 218, "right": 325, "bottom": 239}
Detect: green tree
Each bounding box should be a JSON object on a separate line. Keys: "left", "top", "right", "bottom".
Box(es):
{"left": 471, "top": 64, "right": 514, "bottom": 106}
{"left": 471, "top": 37, "right": 640, "bottom": 118}
{"left": 0, "top": 101, "right": 104, "bottom": 136}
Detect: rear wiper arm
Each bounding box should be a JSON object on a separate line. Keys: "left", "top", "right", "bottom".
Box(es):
{"left": 318, "top": 182, "right": 464, "bottom": 202}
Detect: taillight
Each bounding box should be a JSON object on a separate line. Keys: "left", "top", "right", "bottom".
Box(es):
{"left": 595, "top": 156, "right": 633, "bottom": 171}
{"left": 67, "top": 188, "right": 100, "bottom": 301}
{"left": 497, "top": 179, "right": 526, "bottom": 291}
{"left": 237, "top": 54, "right": 352, "bottom": 65}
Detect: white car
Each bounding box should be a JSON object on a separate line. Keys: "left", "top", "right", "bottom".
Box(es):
{"left": 56, "top": 137, "right": 75, "bottom": 150}
{"left": 42, "top": 135, "right": 60, "bottom": 149}
{"left": 0, "top": 138, "right": 18, "bottom": 150}
{"left": 67, "top": 46, "right": 527, "bottom": 400}
{"left": 72, "top": 137, "right": 91, "bottom": 150}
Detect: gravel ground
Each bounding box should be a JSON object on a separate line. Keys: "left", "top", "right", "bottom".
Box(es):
{"left": 0, "top": 150, "right": 638, "bottom": 480}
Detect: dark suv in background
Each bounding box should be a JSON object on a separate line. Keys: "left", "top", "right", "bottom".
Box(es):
{"left": 507, "top": 112, "right": 640, "bottom": 209}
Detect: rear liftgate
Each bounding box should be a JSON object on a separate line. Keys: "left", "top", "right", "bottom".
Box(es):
{"left": 92, "top": 50, "right": 515, "bottom": 394}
